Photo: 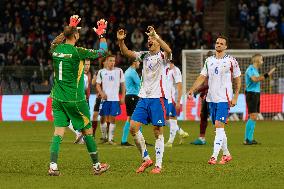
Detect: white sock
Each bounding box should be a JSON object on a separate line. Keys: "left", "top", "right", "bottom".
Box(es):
{"left": 212, "top": 128, "right": 225, "bottom": 159}
{"left": 50, "top": 162, "right": 58, "bottom": 170}
{"left": 68, "top": 124, "right": 81, "bottom": 137}
{"left": 108, "top": 123, "right": 116, "bottom": 141}
{"left": 133, "top": 130, "right": 150, "bottom": 161}
{"left": 222, "top": 132, "right": 230, "bottom": 156}
{"left": 155, "top": 135, "right": 164, "bottom": 168}
{"left": 100, "top": 122, "right": 107, "bottom": 139}
{"left": 168, "top": 119, "right": 179, "bottom": 143}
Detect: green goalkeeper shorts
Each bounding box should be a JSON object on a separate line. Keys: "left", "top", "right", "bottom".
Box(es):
{"left": 52, "top": 99, "right": 91, "bottom": 131}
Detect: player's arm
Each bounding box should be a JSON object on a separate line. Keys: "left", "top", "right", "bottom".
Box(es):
{"left": 96, "top": 71, "right": 107, "bottom": 99}
{"left": 251, "top": 67, "right": 276, "bottom": 82}
{"left": 91, "top": 74, "right": 97, "bottom": 86}
{"left": 188, "top": 75, "right": 207, "bottom": 96}
{"left": 77, "top": 19, "right": 108, "bottom": 60}
{"left": 120, "top": 82, "right": 126, "bottom": 104}
{"left": 146, "top": 26, "right": 172, "bottom": 59}
{"left": 117, "top": 29, "right": 136, "bottom": 59}
{"left": 231, "top": 58, "right": 242, "bottom": 107}
{"left": 176, "top": 82, "right": 182, "bottom": 111}
{"left": 119, "top": 69, "right": 126, "bottom": 104}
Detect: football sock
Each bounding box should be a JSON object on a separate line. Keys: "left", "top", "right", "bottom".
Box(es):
{"left": 84, "top": 134, "right": 99, "bottom": 164}
{"left": 248, "top": 119, "right": 256, "bottom": 141}
{"left": 155, "top": 135, "right": 164, "bottom": 168}
{"left": 133, "top": 130, "right": 150, "bottom": 161}
{"left": 121, "top": 121, "right": 130, "bottom": 143}
{"left": 68, "top": 124, "right": 81, "bottom": 136}
{"left": 108, "top": 123, "right": 116, "bottom": 141}
{"left": 100, "top": 122, "right": 107, "bottom": 139}
{"left": 212, "top": 128, "right": 224, "bottom": 159}
{"left": 50, "top": 135, "right": 62, "bottom": 164}
{"left": 168, "top": 119, "right": 179, "bottom": 143}
{"left": 222, "top": 131, "right": 230, "bottom": 156}
{"left": 92, "top": 121, "right": 98, "bottom": 136}
{"left": 200, "top": 113, "right": 208, "bottom": 136}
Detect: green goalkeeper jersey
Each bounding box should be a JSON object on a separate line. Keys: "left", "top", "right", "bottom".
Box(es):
{"left": 50, "top": 42, "right": 107, "bottom": 102}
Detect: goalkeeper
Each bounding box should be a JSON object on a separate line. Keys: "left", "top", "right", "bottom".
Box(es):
{"left": 48, "top": 15, "right": 110, "bottom": 176}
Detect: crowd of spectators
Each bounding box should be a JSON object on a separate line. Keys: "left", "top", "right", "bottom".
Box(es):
{"left": 237, "top": 0, "right": 284, "bottom": 49}
{"left": 0, "top": 0, "right": 211, "bottom": 95}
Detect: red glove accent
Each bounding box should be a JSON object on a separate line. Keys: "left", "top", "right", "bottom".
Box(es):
{"left": 93, "top": 19, "right": 108, "bottom": 38}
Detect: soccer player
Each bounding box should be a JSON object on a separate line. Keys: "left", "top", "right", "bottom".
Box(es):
{"left": 91, "top": 59, "right": 106, "bottom": 138}
{"left": 165, "top": 60, "right": 189, "bottom": 147}
{"left": 191, "top": 51, "right": 213, "bottom": 145}
{"left": 48, "top": 15, "right": 110, "bottom": 176}
{"left": 117, "top": 26, "right": 172, "bottom": 174}
{"left": 244, "top": 54, "right": 276, "bottom": 145}
{"left": 188, "top": 36, "right": 241, "bottom": 165}
{"left": 96, "top": 55, "right": 126, "bottom": 145}
{"left": 121, "top": 58, "right": 140, "bottom": 146}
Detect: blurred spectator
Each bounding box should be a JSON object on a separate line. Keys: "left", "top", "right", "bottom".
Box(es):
{"left": 238, "top": 0, "right": 284, "bottom": 49}
{"left": 1, "top": 0, "right": 210, "bottom": 94}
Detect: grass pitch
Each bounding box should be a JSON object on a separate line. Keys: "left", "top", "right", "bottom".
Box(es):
{"left": 0, "top": 121, "right": 283, "bottom": 189}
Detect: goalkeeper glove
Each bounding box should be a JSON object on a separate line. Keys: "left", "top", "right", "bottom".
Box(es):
{"left": 69, "top": 15, "right": 81, "bottom": 27}
{"left": 93, "top": 19, "right": 108, "bottom": 38}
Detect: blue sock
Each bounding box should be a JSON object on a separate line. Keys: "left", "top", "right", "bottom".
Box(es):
{"left": 121, "top": 121, "right": 130, "bottom": 143}
{"left": 245, "top": 119, "right": 252, "bottom": 140}
{"left": 248, "top": 119, "right": 256, "bottom": 141}
{"left": 140, "top": 126, "right": 142, "bottom": 132}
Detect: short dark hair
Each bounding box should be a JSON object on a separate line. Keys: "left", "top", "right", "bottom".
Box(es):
{"left": 217, "top": 35, "right": 228, "bottom": 46}
{"left": 63, "top": 26, "right": 78, "bottom": 39}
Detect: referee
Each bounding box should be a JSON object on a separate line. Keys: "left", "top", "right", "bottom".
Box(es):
{"left": 121, "top": 58, "right": 141, "bottom": 146}
{"left": 244, "top": 54, "right": 275, "bottom": 145}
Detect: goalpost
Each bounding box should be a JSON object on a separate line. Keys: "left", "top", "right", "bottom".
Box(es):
{"left": 181, "top": 49, "right": 284, "bottom": 121}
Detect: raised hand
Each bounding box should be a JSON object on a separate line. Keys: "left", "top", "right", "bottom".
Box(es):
{"left": 117, "top": 29, "right": 126, "bottom": 40}
{"left": 145, "top": 26, "right": 159, "bottom": 39}
{"left": 69, "top": 15, "right": 81, "bottom": 27}
{"left": 93, "top": 19, "right": 108, "bottom": 38}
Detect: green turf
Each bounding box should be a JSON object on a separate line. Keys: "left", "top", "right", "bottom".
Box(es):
{"left": 0, "top": 121, "right": 283, "bottom": 189}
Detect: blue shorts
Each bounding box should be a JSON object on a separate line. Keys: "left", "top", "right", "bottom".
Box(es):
{"left": 131, "top": 98, "right": 167, "bottom": 126}
{"left": 208, "top": 102, "right": 229, "bottom": 125}
{"left": 99, "top": 101, "right": 121, "bottom": 116}
{"left": 167, "top": 103, "right": 177, "bottom": 117}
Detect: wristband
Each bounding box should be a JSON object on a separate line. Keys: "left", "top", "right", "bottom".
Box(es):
{"left": 264, "top": 73, "right": 269, "bottom": 79}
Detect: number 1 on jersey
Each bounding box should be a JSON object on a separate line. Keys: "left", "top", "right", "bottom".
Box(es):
{"left": 59, "top": 61, "right": 63, "bottom": 80}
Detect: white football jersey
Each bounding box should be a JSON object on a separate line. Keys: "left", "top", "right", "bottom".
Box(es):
{"left": 84, "top": 73, "right": 88, "bottom": 90}
{"left": 134, "top": 51, "right": 168, "bottom": 98}
{"left": 168, "top": 66, "right": 182, "bottom": 103}
{"left": 200, "top": 54, "right": 241, "bottom": 103}
{"left": 163, "top": 64, "right": 171, "bottom": 100}
{"left": 96, "top": 67, "right": 125, "bottom": 101}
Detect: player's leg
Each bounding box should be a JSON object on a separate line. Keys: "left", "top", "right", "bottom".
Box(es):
{"left": 209, "top": 102, "right": 232, "bottom": 165}
{"left": 81, "top": 127, "right": 110, "bottom": 175}
{"left": 149, "top": 98, "right": 166, "bottom": 174}
{"left": 99, "top": 101, "right": 109, "bottom": 143}
{"left": 191, "top": 99, "right": 208, "bottom": 145}
{"left": 121, "top": 95, "right": 136, "bottom": 146}
{"left": 130, "top": 99, "right": 153, "bottom": 173}
{"left": 48, "top": 99, "right": 68, "bottom": 176}
{"left": 107, "top": 101, "right": 121, "bottom": 145}
{"left": 244, "top": 92, "right": 258, "bottom": 145}
{"left": 70, "top": 101, "right": 110, "bottom": 175}
{"left": 68, "top": 121, "right": 84, "bottom": 144}
{"left": 92, "top": 97, "right": 101, "bottom": 138}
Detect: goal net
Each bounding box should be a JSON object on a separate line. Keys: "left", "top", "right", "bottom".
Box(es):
{"left": 181, "top": 49, "right": 284, "bottom": 121}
